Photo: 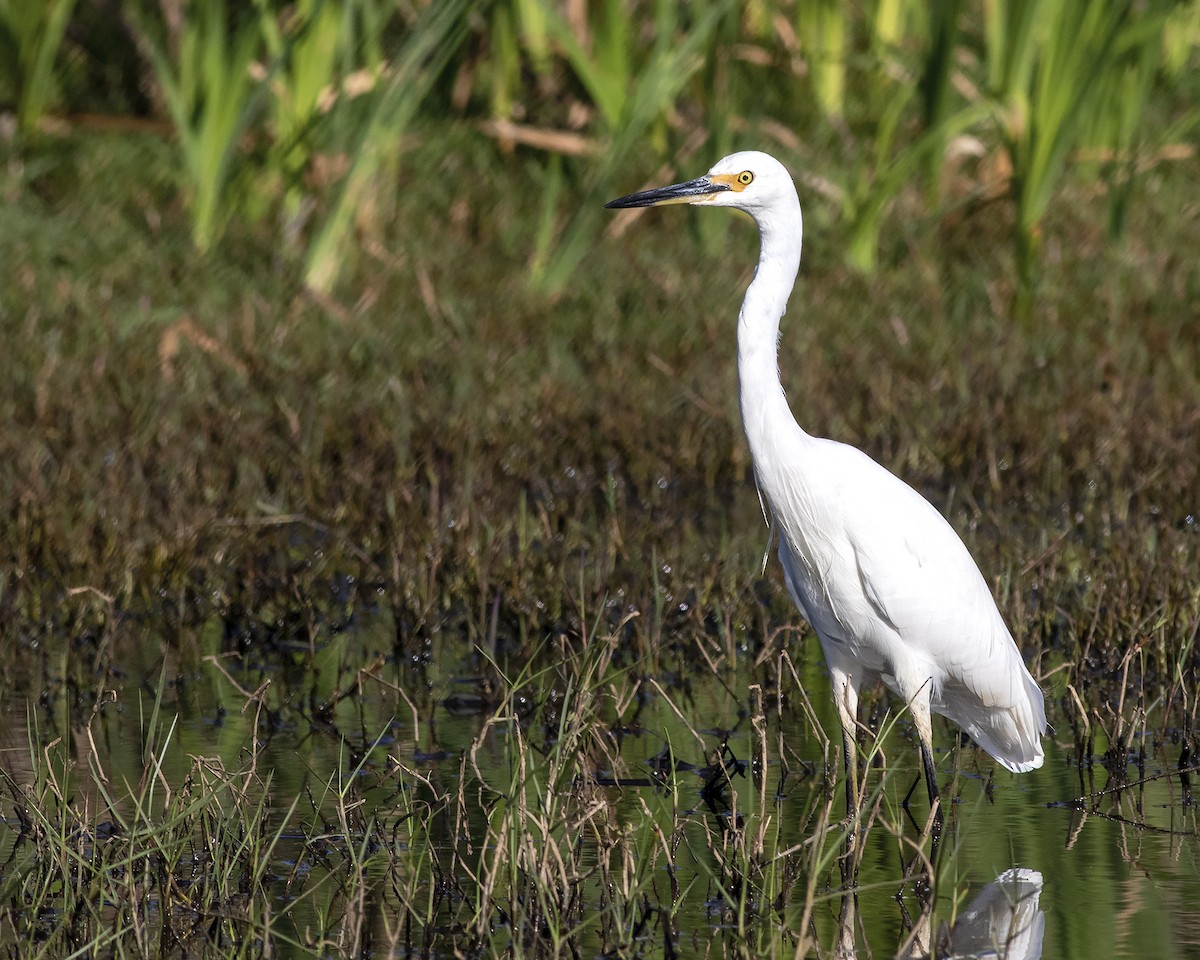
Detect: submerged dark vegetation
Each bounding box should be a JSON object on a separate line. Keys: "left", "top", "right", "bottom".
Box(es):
{"left": 1, "top": 1, "right": 1199, "bottom": 957}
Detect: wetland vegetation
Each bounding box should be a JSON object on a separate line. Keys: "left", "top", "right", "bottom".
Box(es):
{"left": 1, "top": 1, "right": 1198, "bottom": 957}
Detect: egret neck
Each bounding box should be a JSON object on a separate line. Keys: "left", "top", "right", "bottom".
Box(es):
{"left": 738, "top": 192, "right": 808, "bottom": 482}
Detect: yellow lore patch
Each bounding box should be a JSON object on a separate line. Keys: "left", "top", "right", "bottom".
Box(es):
{"left": 711, "top": 171, "right": 755, "bottom": 192}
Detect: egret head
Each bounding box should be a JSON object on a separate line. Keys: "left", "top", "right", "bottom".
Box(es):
{"left": 605, "top": 151, "right": 795, "bottom": 217}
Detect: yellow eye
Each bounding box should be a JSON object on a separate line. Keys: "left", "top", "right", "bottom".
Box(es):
{"left": 737, "top": 171, "right": 754, "bottom": 186}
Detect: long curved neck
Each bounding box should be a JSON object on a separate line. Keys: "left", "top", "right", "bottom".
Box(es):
{"left": 738, "top": 192, "right": 807, "bottom": 480}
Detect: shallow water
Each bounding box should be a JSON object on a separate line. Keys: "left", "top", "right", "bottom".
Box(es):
{"left": 1, "top": 612, "right": 1196, "bottom": 959}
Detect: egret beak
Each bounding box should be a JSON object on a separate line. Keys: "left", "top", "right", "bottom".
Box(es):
{"left": 604, "top": 176, "right": 729, "bottom": 208}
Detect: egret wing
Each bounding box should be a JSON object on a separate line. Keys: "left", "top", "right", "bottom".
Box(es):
{"left": 832, "top": 446, "right": 1026, "bottom": 709}
{"left": 827, "top": 447, "right": 1045, "bottom": 769}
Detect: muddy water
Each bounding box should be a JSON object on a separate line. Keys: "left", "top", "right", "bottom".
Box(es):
{"left": 1, "top": 614, "right": 1196, "bottom": 959}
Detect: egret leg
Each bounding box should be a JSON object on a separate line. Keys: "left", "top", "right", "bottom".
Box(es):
{"left": 843, "top": 725, "right": 859, "bottom": 820}
{"left": 832, "top": 669, "right": 864, "bottom": 952}
{"left": 831, "top": 669, "right": 862, "bottom": 820}
{"left": 920, "top": 740, "right": 939, "bottom": 809}
{"left": 909, "top": 686, "right": 944, "bottom": 843}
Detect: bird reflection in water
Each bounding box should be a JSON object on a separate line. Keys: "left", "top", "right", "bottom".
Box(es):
{"left": 890, "top": 867, "right": 1045, "bottom": 959}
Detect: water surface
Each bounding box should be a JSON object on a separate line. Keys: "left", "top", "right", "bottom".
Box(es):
{"left": 1, "top": 612, "right": 1195, "bottom": 959}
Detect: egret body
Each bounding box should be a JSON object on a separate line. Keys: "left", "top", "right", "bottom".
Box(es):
{"left": 607, "top": 152, "right": 1046, "bottom": 811}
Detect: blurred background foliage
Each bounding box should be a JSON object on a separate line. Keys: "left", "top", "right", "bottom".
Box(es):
{"left": 2, "top": 0, "right": 1197, "bottom": 296}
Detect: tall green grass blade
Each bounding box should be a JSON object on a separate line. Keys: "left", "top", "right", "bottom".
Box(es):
{"left": 534, "top": 0, "right": 735, "bottom": 293}
{"left": 872, "top": 0, "right": 904, "bottom": 51}
{"left": 847, "top": 104, "right": 992, "bottom": 274}
{"left": 983, "top": 0, "right": 1042, "bottom": 102}
{"left": 489, "top": 2, "right": 521, "bottom": 120}
{"left": 1082, "top": 5, "right": 1193, "bottom": 240}
{"left": 135, "top": 0, "right": 268, "bottom": 252}
{"left": 0, "top": 0, "right": 77, "bottom": 137}
{"left": 257, "top": 0, "right": 341, "bottom": 167}
{"left": 512, "top": 0, "right": 552, "bottom": 73}
{"left": 976, "top": 0, "right": 1185, "bottom": 300}
{"left": 530, "top": 152, "right": 565, "bottom": 278}
{"left": 304, "top": 0, "right": 471, "bottom": 292}
{"left": 796, "top": 0, "right": 847, "bottom": 119}
{"left": 917, "top": 0, "right": 965, "bottom": 196}
{"left": 1021, "top": 1, "right": 1129, "bottom": 233}
{"left": 596, "top": 0, "right": 634, "bottom": 116}
{"left": 1161, "top": 0, "right": 1200, "bottom": 74}
{"left": 544, "top": 2, "right": 628, "bottom": 127}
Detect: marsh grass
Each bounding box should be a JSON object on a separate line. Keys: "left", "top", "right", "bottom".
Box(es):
{"left": 2, "top": 128, "right": 1194, "bottom": 687}
{"left": 0, "top": 691, "right": 302, "bottom": 957}
{"left": 0, "top": 613, "right": 978, "bottom": 958}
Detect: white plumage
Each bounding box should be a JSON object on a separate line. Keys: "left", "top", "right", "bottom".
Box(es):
{"left": 608, "top": 151, "right": 1046, "bottom": 809}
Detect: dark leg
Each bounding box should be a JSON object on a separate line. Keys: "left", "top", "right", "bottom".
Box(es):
{"left": 838, "top": 720, "right": 863, "bottom": 958}
{"left": 921, "top": 740, "right": 940, "bottom": 808}
{"left": 921, "top": 739, "right": 944, "bottom": 848}
{"left": 843, "top": 726, "right": 859, "bottom": 820}
{"left": 908, "top": 684, "right": 944, "bottom": 840}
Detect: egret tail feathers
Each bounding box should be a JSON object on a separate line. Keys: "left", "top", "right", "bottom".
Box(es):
{"left": 944, "top": 670, "right": 1047, "bottom": 773}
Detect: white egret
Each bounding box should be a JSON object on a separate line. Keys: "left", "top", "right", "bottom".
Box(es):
{"left": 606, "top": 152, "right": 1046, "bottom": 813}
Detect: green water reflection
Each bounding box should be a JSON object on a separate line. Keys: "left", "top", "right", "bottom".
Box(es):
{"left": 1, "top": 616, "right": 1196, "bottom": 959}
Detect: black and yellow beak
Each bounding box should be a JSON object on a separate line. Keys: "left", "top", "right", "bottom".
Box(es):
{"left": 604, "top": 175, "right": 729, "bottom": 209}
